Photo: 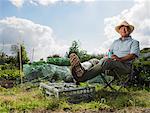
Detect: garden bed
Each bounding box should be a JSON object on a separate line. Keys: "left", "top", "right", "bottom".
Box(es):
{"left": 0, "top": 79, "right": 14, "bottom": 88}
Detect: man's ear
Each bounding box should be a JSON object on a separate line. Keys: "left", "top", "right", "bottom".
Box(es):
{"left": 127, "top": 26, "right": 131, "bottom": 33}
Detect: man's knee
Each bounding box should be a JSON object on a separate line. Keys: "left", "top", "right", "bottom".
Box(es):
{"left": 89, "top": 58, "right": 100, "bottom": 66}
{"left": 101, "top": 59, "right": 114, "bottom": 71}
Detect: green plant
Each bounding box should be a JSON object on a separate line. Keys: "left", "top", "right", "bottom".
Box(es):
{"left": 0, "top": 69, "right": 20, "bottom": 80}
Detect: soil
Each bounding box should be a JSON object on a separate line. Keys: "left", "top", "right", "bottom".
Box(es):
{"left": 0, "top": 80, "right": 14, "bottom": 88}
{"left": 31, "top": 107, "right": 150, "bottom": 113}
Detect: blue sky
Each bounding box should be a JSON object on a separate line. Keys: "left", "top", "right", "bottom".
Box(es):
{"left": 0, "top": 0, "right": 149, "bottom": 61}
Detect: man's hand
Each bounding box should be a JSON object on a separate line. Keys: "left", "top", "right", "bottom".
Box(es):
{"left": 111, "top": 54, "right": 136, "bottom": 62}
{"left": 111, "top": 55, "right": 121, "bottom": 61}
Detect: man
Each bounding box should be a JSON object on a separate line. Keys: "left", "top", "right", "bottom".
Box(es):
{"left": 69, "top": 21, "right": 140, "bottom": 83}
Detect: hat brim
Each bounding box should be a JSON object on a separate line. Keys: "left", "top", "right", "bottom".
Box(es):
{"left": 115, "top": 25, "right": 134, "bottom": 34}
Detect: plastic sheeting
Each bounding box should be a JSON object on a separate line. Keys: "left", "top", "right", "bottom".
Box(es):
{"left": 23, "top": 64, "right": 72, "bottom": 82}
{"left": 23, "top": 63, "right": 106, "bottom": 84}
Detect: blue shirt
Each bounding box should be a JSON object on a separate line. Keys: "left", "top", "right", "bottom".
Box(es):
{"left": 110, "top": 36, "right": 140, "bottom": 58}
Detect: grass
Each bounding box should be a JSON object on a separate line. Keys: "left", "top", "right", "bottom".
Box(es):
{"left": 0, "top": 83, "right": 150, "bottom": 113}
{"left": 0, "top": 84, "right": 59, "bottom": 113}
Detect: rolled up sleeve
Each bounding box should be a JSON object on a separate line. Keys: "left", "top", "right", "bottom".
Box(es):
{"left": 130, "top": 40, "right": 140, "bottom": 57}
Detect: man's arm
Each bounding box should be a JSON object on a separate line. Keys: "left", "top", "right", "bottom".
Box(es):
{"left": 111, "top": 40, "right": 140, "bottom": 62}
{"left": 111, "top": 54, "right": 136, "bottom": 62}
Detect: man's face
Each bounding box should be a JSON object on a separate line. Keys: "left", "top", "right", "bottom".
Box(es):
{"left": 119, "top": 26, "right": 130, "bottom": 37}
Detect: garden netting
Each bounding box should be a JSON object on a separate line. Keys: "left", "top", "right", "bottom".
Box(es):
{"left": 23, "top": 63, "right": 72, "bottom": 83}
{"left": 23, "top": 63, "right": 105, "bottom": 84}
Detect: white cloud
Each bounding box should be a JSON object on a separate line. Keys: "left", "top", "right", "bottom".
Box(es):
{"left": 0, "top": 17, "right": 69, "bottom": 61}
{"left": 29, "top": 0, "right": 59, "bottom": 6}
{"left": 64, "top": 0, "right": 95, "bottom": 3}
{"left": 9, "top": 0, "right": 24, "bottom": 8}
{"left": 101, "top": 0, "right": 150, "bottom": 52}
{"left": 10, "top": 0, "right": 95, "bottom": 7}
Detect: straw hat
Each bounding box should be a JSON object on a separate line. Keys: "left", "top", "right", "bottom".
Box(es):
{"left": 115, "top": 21, "right": 134, "bottom": 34}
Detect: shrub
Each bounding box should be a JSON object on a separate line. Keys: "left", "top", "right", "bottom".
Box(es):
{"left": 0, "top": 69, "right": 20, "bottom": 80}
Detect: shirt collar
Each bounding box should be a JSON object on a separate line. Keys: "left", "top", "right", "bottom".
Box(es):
{"left": 119, "top": 36, "right": 132, "bottom": 41}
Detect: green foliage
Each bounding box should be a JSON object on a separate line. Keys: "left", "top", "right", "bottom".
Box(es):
{"left": 0, "top": 84, "right": 150, "bottom": 112}
{"left": 46, "top": 99, "right": 59, "bottom": 110}
{"left": 21, "top": 44, "right": 30, "bottom": 64}
{"left": 67, "top": 40, "right": 104, "bottom": 62}
{"left": 68, "top": 40, "right": 80, "bottom": 56}
{"left": 0, "top": 54, "right": 18, "bottom": 76}
{"left": 0, "top": 85, "right": 60, "bottom": 113}
{"left": 132, "top": 47, "right": 150, "bottom": 86}
{"left": 0, "top": 52, "right": 7, "bottom": 64}
{"left": 32, "top": 60, "right": 46, "bottom": 66}
{"left": 11, "top": 44, "right": 30, "bottom": 65}
{"left": 96, "top": 88, "right": 150, "bottom": 109}
{"left": 0, "top": 63, "right": 20, "bottom": 80}
{"left": 5, "top": 56, "right": 17, "bottom": 65}
{"left": 0, "top": 64, "right": 16, "bottom": 70}
{"left": 0, "top": 69, "right": 20, "bottom": 80}
{"left": 140, "top": 48, "right": 150, "bottom": 53}
{"left": 47, "top": 54, "right": 61, "bottom": 58}
{"left": 11, "top": 45, "right": 19, "bottom": 55}
{"left": 47, "top": 57, "right": 70, "bottom": 66}
{"left": 67, "top": 40, "right": 86, "bottom": 58}
{"left": 68, "top": 101, "right": 110, "bottom": 112}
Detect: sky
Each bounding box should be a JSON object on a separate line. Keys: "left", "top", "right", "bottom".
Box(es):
{"left": 0, "top": 0, "right": 150, "bottom": 61}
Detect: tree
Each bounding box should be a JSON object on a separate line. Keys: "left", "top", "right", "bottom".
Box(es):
{"left": 68, "top": 40, "right": 80, "bottom": 56}
{"left": 11, "top": 45, "right": 19, "bottom": 55}
{"left": 66, "top": 40, "right": 104, "bottom": 62}
{"left": 21, "top": 44, "right": 30, "bottom": 64}
{"left": 67, "top": 40, "right": 89, "bottom": 62}
{"left": 0, "top": 52, "right": 7, "bottom": 65}
{"left": 11, "top": 44, "right": 30, "bottom": 65}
